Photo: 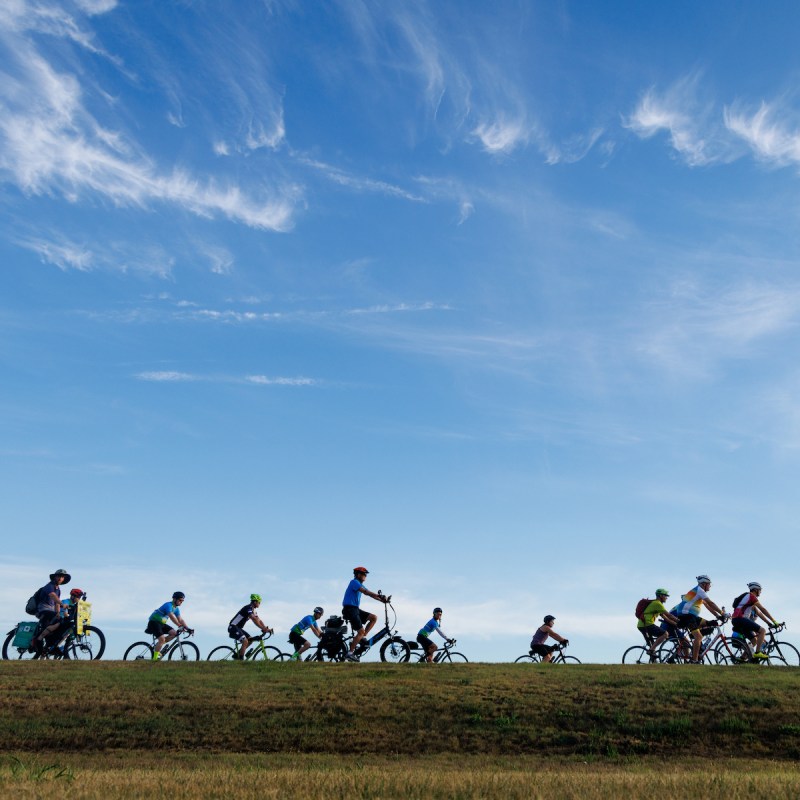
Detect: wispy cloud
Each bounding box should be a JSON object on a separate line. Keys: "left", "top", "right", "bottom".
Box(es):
{"left": 625, "top": 75, "right": 723, "bottom": 166}
{"left": 297, "top": 155, "right": 426, "bottom": 202}
{"left": 636, "top": 279, "right": 800, "bottom": 376}
{"left": 136, "top": 371, "right": 319, "bottom": 386}
{"left": 18, "top": 236, "right": 93, "bottom": 271}
{"left": 471, "top": 115, "right": 529, "bottom": 154}
{"left": 0, "top": 4, "right": 297, "bottom": 231}
{"left": 725, "top": 101, "right": 800, "bottom": 167}
{"left": 16, "top": 234, "right": 175, "bottom": 277}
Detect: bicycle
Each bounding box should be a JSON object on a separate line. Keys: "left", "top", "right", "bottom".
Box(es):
{"left": 409, "top": 638, "right": 468, "bottom": 663}
{"left": 515, "top": 642, "right": 580, "bottom": 664}
{"left": 724, "top": 622, "right": 799, "bottom": 667}
{"left": 206, "top": 631, "right": 289, "bottom": 662}
{"left": 657, "top": 612, "right": 748, "bottom": 665}
{"left": 124, "top": 627, "right": 200, "bottom": 661}
{"left": 311, "top": 593, "right": 410, "bottom": 662}
{"left": 3, "top": 598, "right": 105, "bottom": 660}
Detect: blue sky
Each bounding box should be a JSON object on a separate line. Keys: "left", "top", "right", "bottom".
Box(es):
{"left": 2, "top": 1, "right": 799, "bottom": 662}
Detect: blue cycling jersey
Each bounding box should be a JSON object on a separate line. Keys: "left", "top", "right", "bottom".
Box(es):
{"left": 150, "top": 602, "right": 181, "bottom": 623}
{"left": 292, "top": 614, "right": 316, "bottom": 635}
{"left": 418, "top": 617, "right": 440, "bottom": 638}
{"left": 342, "top": 579, "right": 363, "bottom": 607}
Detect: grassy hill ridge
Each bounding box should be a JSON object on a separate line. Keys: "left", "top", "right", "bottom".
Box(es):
{"left": 2, "top": 661, "right": 799, "bottom": 760}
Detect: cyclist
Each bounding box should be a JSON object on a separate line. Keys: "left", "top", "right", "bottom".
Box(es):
{"left": 30, "top": 568, "right": 71, "bottom": 653}
{"left": 42, "top": 588, "right": 85, "bottom": 656}
{"left": 147, "top": 591, "right": 193, "bottom": 661}
{"left": 671, "top": 575, "right": 725, "bottom": 663}
{"left": 417, "top": 607, "right": 453, "bottom": 663}
{"left": 731, "top": 582, "right": 782, "bottom": 661}
{"left": 529, "top": 615, "right": 568, "bottom": 663}
{"left": 288, "top": 606, "right": 324, "bottom": 661}
{"left": 637, "top": 589, "right": 680, "bottom": 661}
{"left": 342, "top": 566, "right": 389, "bottom": 662}
{"left": 228, "top": 594, "right": 273, "bottom": 660}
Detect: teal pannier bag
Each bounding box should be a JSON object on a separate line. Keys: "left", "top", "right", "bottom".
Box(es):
{"left": 12, "top": 621, "right": 38, "bottom": 649}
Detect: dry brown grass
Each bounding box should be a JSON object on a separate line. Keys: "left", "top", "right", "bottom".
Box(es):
{"left": 2, "top": 753, "right": 800, "bottom": 799}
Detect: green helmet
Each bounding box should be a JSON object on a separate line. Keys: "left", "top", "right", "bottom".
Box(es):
{"left": 655, "top": 588, "right": 669, "bottom": 597}
{"left": 250, "top": 593, "right": 262, "bottom": 602}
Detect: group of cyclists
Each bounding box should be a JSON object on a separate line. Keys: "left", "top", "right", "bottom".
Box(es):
{"left": 634, "top": 575, "right": 784, "bottom": 663}
{"left": 22, "top": 567, "right": 786, "bottom": 664}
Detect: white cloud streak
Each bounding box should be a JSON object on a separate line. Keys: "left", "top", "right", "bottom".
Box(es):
{"left": 725, "top": 101, "right": 800, "bottom": 166}
{"left": 0, "top": 3, "right": 296, "bottom": 231}
{"left": 136, "top": 371, "right": 318, "bottom": 386}
{"left": 637, "top": 280, "right": 800, "bottom": 376}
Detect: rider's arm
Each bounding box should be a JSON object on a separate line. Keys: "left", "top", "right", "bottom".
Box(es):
{"left": 661, "top": 610, "right": 679, "bottom": 625}
{"left": 311, "top": 624, "right": 322, "bottom": 638}
{"left": 548, "top": 627, "right": 567, "bottom": 644}
{"left": 434, "top": 626, "right": 448, "bottom": 640}
{"left": 168, "top": 612, "right": 185, "bottom": 628}
{"left": 359, "top": 586, "right": 388, "bottom": 603}
{"left": 702, "top": 598, "right": 724, "bottom": 618}
{"left": 754, "top": 604, "right": 777, "bottom": 626}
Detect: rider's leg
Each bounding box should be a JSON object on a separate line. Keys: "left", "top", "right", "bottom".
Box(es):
{"left": 350, "top": 626, "right": 366, "bottom": 652}
{"left": 238, "top": 635, "right": 250, "bottom": 659}
{"left": 362, "top": 612, "right": 378, "bottom": 637}
{"left": 691, "top": 628, "right": 702, "bottom": 661}
{"left": 426, "top": 641, "right": 438, "bottom": 663}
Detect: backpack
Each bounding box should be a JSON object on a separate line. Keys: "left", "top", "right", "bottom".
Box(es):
{"left": 635, "top": 598, "right": 652, "bottom": 621}
{"left": 25, "top": 588, "right": 41, "bottom": 616}
{"left": 732, "top": 592, "right": 747, "bottom": 609}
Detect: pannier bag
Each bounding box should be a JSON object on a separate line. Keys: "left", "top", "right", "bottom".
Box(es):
{"left": 12, "top": 621, "right": 38, "bottom": 649}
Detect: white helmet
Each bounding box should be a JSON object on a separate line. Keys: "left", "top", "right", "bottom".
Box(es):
{"left": 696, "top": 574, "right": 711, "bottom": 584}
{"left": 747, "top": 582, "right": 762, "bottom": 590}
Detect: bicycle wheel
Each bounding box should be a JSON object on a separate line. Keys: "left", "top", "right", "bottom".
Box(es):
{"left": 379, "top": 637, "right": 410, "bottom": 663}
{"left": 514, "top": 653, "right": 540, "bottom": 663}
{"left": 206, "top": 646, "right": 236, "bottom": 661}
{"left": 657, "top": 639, "right": 688, "bottom": 664}
{"left": 558, "top": 655, "right": 581, "bottom": 664}
{"left": 168, "top": 641, "right": 200, "bottom": 661}
{"left": 717, "top": 638, "right": 751, "bottom": 665}
{"left": 769, "top": 641, "right": 800, "bottom": 667}
{"left": 441, "top": 651, "right": 468, "bottom": 663}
{"left": 312, "top": 641, "right": 348, "bottom": 662}
{"left": 250, "top": 645, "right": 284, "bottom": 661}
{"left": 622, "top": 646, "right": 652, "bottom": 664}
{"left": 64, "top": 626, "right": 106, "bottom": 660}
{"left": 2, "top": 630, "right": 38, "bottom": 660}
{"left": 124, "top": 641, "right": 154, "bottom": 661}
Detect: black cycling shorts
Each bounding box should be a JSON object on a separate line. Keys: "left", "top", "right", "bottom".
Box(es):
{"left": 289, "top": 631, "right": 307, "bottom": 650}
{"left": 732, "top": 617, "right": 762, "bottom": 637}
{"left": 146, "top": 620, "right": 173, "bottom": 637}
{"left": 342, "top": 605, "right": 370, "bottom": 631}
{"left": 530, "top": 643, "right": 557, "bottom": 656}
{"left": 417, "top": 634, "right": 435, "bottom": 652}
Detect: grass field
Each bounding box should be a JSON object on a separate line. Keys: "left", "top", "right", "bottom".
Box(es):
{"left": 2, "top": 660, "right": 799, "bottom": 797}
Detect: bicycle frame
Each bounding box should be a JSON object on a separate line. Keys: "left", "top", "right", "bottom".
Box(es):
{"left": 355, "top": 599, "right": 396, "bottom": 655}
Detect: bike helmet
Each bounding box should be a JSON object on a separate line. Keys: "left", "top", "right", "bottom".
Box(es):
{"left": 250, "top": 593, "right": 262, "bottom": 602}
{"left": 655, "top": 588, "right": 669, "bottom": 597}
{"left": 70, "top": 587, "right": 84, "bottom": 597}
{"left": 747, "top": 582, "right": 762, "bottom": 590}
{"left": 313, "top": 606, "right": 324, "bottom": 615}
{"left": 353, "top": 566, "right": 369, "bottom": 575}
{"left": 543, "top": 615, "right": 556, "bottom": 625}
{"left": 172, "top": 591, "right": 185, "bottom": 600}
{"left": 696, "top": 575, "right": 711, "bottom": 584}
{"left": 433, "top": 607, "right": 443, "bottom": 615}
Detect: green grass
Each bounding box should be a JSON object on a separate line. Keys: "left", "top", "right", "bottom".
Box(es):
{"left": 1, "top": 660, "right": 799, "bottom": 759}
{"left": 3, "top": 661, "right": 800, "bottom": 797}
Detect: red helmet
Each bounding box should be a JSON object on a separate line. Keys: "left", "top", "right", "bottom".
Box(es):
{"left": 353, "top": 566, "right": 369, "bottom": 575}
{"left": 70, "top": 588, "right": 84, "bottom": 597}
